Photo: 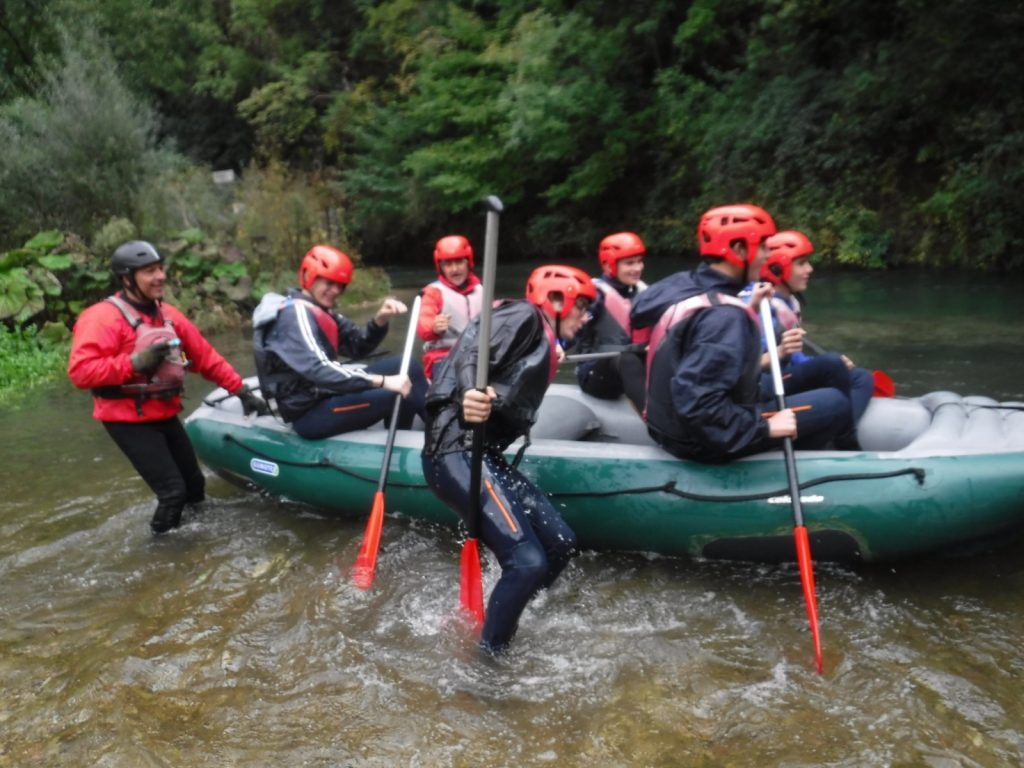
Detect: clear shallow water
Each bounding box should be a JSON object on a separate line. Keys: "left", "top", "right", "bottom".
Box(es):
{"left": 2, "top": 269, "right": 1023, "bottom": 766}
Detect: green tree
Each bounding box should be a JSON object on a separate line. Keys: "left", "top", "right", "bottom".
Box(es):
{"left": 0, "top": 27, "right": 178, "bottom": 246}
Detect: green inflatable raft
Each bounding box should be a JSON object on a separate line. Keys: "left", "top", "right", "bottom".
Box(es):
{"left": 184, "top": 381, "right": 1024, "bottom": 564}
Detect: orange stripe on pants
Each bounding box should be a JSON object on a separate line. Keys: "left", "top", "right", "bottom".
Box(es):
{"left": 331, "top": 402, "right": 372, "bottom": 414}
{"left": 485, "top": 479, "right": 519, "bottom": 534}
{"left": 761, "top": 404, "right": 813, "bottom": 418}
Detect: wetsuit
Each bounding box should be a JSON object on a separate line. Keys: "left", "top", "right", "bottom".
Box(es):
{"left": 253, "top": 289, "right": 427, "bottom": 439}
{"left": 574, "top": 275, "right": 649, "bottom": 410}
{"left": 68, "top": 292, "right": 244, "bottom": 532}
{"left": 631, "top": 262, "right": 853, "bottom": 462}
{"left": 421, "top": 300, "right": 578, "bottom": 652}
{"left": 417, "top": 273, "right": 483, "bottom": 380}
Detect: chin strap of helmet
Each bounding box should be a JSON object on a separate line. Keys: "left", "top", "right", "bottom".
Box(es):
{"left": 122, "top": 274, "right": 144, "bottom": 303}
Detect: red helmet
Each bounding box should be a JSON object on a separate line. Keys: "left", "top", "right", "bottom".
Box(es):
{"left": 598, "top": 232, "right": 645, "bottom": 276}
{"left": 697, "top": 204, "right": 776, "bottom": 269}
{"left": 762, "top": 230, "right": 814, "bottom": 285}
{"left": 433, "top": 235, "right": 474, "bottom": 272}
{"left": 299, "top": 245, "right": 353, "bottom": 290}
{"left": 525, "top": 264, "right": 597, "bottom": 320}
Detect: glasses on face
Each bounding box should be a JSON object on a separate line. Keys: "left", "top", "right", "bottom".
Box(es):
{"left": 573, "top": 298, "right": 591, "bottom": 312}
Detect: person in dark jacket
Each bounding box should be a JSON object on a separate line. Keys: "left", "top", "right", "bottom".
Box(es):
{"left": 574, "top": 231, "right": 650, "bottom": 411}
{"left": 422, "top": 265, "right": 596, "bottom": 654}
{"left": 741, "top": 230, "right": 873, "bottom": 448}
{"left": 253, "top": 244, "right": 427, "bottom": 439}
{"left": 69, "top": 240, "right": 266, "bottom": 534}
{"left": 631, "top": 205, "right": 854, "bottom": 463}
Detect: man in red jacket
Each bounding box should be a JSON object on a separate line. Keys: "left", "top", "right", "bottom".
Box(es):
{"left": 68, "top": 240, "right": 265, "bottom": 534}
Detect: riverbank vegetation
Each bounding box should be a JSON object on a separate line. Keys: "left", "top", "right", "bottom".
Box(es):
{"left": 0, "top": 1, "right": 1020, "bottom": 400}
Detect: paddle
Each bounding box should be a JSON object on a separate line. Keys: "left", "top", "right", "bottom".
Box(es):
{"left": 460, "top": 195, "right": 503, "bottom": 629}
{"left": 759, "top": 295, "right": 824, "bottom": 674}
{"left": 803, "top": 337, "right": 895, "bottom": 397}
{"left": 351, "top": 294, "right": 423, "bottom": 590}
{"left": 563, "top": 343, "right": 648, "bottom": 364}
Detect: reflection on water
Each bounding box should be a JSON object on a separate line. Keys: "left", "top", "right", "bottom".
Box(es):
{"left": 2, "top": 270, "right": 1023, "bottom": 765}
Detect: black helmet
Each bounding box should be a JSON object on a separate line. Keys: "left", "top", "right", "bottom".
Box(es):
{"left": 111, "top": 241, "right": 162, "bottom": 277}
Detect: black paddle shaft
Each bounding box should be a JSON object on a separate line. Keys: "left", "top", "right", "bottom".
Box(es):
{"left": 760, "top": 296, "right": 807, "bottom": 528}
{"left": 467, "top": 195, "right": 503, "bottom": 539}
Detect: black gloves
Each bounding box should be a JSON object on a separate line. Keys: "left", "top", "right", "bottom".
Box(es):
{"left": 130, "top": 341, "right": 172, "bottom": 374}
{"left": 236, "top": 384, "right": 270, "bottom": 416}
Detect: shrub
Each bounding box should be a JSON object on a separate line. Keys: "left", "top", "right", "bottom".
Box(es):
{"left": 0, "top": 26, "right": 182, "bottom": 249}
{"left": 0, "top": 324, "right": 69, "bottom": 406}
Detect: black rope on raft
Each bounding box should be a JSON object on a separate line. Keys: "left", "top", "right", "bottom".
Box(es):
{"left": 546, "top": 467, "right": 925, "bottom": 503}
{"left": 222, "top": 433, "right": 926, "bottom": 502}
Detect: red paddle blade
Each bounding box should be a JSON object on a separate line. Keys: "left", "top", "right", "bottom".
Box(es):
{"left": 352, "top": 492, "right": 386, "bottom": 590}
{"left": 459, "top": 538, "right": 485, "bottom": 631}
{"left": 794, "top": 525, "right": 824, "bottom": 674}
{"left": 872, "top": 370, "right": 895, "bottom": 398}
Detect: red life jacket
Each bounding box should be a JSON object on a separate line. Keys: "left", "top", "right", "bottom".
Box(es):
{"left": 542, "top": 314, "right": 559, "bottom": 383}
{"left": 643, "top": 291, "right": 757, "bottom": 417}
{"left": 289, "top": 295, "right": 341, "bottom": 353}
{"left": 90, "top": 296, "right": 185, "bottom": 410}
{"left": 770, "top": 295, "right": 801, "bottom": 332}
{"left": 591, "top": 279, "right": 652, "bottom": 348}
{"left": 422, "top": 279, "right": 484, "bottom": 354}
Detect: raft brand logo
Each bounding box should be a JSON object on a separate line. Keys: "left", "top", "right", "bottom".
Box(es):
{"left": 250, "top": 458, "right": 280, "bottom": 477}
{"left": 767, "top": 494, "right": 824, "bottom": 504}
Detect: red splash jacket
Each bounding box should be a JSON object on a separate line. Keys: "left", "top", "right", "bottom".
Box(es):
{"left": 68, "top": 296, "right": 243, "bottom": 422}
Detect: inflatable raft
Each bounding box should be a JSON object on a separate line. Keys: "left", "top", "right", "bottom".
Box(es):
{"left": 184, "top": 381, "right": 1024, "bottom": 564}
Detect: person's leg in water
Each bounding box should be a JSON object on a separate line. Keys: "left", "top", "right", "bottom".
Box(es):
{"left": 104, "top": 418, "right": 197, "bottom": 534}
{"left": 422, "top": 449, "right": 578, "bottom": 653}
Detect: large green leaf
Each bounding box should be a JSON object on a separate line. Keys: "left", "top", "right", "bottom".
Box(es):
{"left": 37, "top": 254, "right": 74, "bottom": 271}
{"left": 0, "top": 268, "right": 46, "bottom": 322}
{"left": 23, "top": 231, "right": 65, "bottom": 252}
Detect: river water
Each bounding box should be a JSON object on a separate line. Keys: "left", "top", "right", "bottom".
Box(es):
{"left": 2, "top": 267, "right": 1023, "bottom": 766}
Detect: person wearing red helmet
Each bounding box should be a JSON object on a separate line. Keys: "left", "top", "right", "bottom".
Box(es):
{"left": 417, "top": 235, "right": 483, "bottom": 380}
{"left": 573, "top": 231, "right": 650, "bottom": 410}
{"left": 253, "top": 244, "right": 428, "bottom": 439}
{"left": 68, "top": 240, "right": 267, "bottom": 534}
{"left": 422, "top": 265, "right": 596, "bottom": 654}
{"left": 631, "top": 206, "right": 854, "bottom": 462}
{"left": 741, "top": 230, "right": 873, "bottom": 444}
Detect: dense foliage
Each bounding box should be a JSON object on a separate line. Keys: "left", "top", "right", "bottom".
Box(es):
{"left": 1, "top": 0, "right": 1021, "bottom": 272}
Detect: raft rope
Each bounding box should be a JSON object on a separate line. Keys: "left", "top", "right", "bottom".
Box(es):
{"left": 222, "top": 433, "right": 926, "bottom": 503}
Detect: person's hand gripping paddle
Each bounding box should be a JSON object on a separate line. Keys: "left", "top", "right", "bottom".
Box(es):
{"left": 460, "top": 195, "right": 503, "bottom": 629}
{"left": 351, "top": 294, "right": 423, "bottom": 589}
{"left": 760, "top": 293, "right": 824, "bottom": 674}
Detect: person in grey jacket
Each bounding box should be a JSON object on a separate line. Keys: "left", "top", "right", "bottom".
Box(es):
{"left": 253, "top": 244, "right": 427, "bottom": 439}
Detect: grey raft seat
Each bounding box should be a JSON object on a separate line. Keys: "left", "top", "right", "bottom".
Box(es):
{"left": 531, "top": 385, "right": 658, "bottom": 446}
{"left": 857, "top": 391, "right": 1024, "bottom": 453}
